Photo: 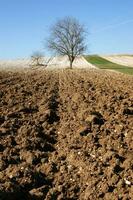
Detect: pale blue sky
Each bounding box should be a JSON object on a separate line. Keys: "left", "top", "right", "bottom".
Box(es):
{"left": 0, "top": 0, "right": 133, "bottom": 59}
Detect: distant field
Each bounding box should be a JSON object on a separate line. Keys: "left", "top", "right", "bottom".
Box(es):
{"left": 102, "top": 55, "right": 133, "bottom": 67}
{"left": 0, "top": 56, "right": 96, "bottom": 71}
{"left": 85, "top": 55, "right": 133, "bottom": 75}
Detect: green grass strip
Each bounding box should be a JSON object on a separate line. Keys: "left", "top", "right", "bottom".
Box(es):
{"left": 85, "top": 55, "right": 133, "bottom": 75}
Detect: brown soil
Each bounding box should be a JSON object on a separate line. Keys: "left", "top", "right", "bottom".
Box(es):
{"left": 0, "top": 69, "right": 133, "bottom": 200}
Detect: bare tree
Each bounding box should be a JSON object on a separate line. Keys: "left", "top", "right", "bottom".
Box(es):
{"left": 47, "top": 17, "right": 87, "bottom": 68}
{"left": 31, "top": 51, "right": 44, "bottom": 66}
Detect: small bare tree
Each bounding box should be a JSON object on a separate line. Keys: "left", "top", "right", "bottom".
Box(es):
{"left": 47, "top": 17, "right": 87, "bottom": 68}
{"left": 31, "top": 51, "right": 44, "bottom": 66}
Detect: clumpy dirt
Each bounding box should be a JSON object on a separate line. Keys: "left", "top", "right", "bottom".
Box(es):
{"left": 0, "top": 69, "right": 133, "bottom": 200}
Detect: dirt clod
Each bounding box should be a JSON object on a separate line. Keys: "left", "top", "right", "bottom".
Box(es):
{"left": 0, "top": 69, "right": 133, "bottom": 199}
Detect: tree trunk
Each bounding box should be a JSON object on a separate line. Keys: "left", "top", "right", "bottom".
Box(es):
{"left": 70, "top": 60, "right": 73, "bottom": 69}
{"left": 37, "top": 58, "right": 39, "bottom": 66}
{"left": 69, "top": 56, "right": 74, "bottom": 69}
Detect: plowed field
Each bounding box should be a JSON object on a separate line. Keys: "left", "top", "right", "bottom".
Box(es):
{"left": 0, "top": 69, "right": 133, "bottom": 200}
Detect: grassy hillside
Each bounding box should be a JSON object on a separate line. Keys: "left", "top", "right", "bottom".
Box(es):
{"left": 85, "top": 55, "right": 133, "bottom": 75}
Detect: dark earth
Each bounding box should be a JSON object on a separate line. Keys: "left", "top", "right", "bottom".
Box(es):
{"left": 0, "top": 69, "right": 133, "bottom": 200}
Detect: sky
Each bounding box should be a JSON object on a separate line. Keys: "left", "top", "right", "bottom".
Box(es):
{"left": 0, "top": 0, "right": 133, "bottom": 59}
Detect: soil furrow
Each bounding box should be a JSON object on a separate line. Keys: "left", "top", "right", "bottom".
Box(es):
{"left": 0, "top": 69, "right": 133, "bottom": 200}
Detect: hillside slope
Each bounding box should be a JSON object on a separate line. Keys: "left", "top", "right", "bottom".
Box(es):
{"left": 0, "top": 56, "right": 97, "bottom": 71}
{"left": 101, "top": 55, "right": 133, "bottom": 68}
{"left": 85, "top": 55, "right": 133, "bottom": 75}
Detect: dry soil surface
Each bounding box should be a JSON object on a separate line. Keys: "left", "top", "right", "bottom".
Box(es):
{"left": 0, "top": 69, "right": 133, "bottom": 200}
